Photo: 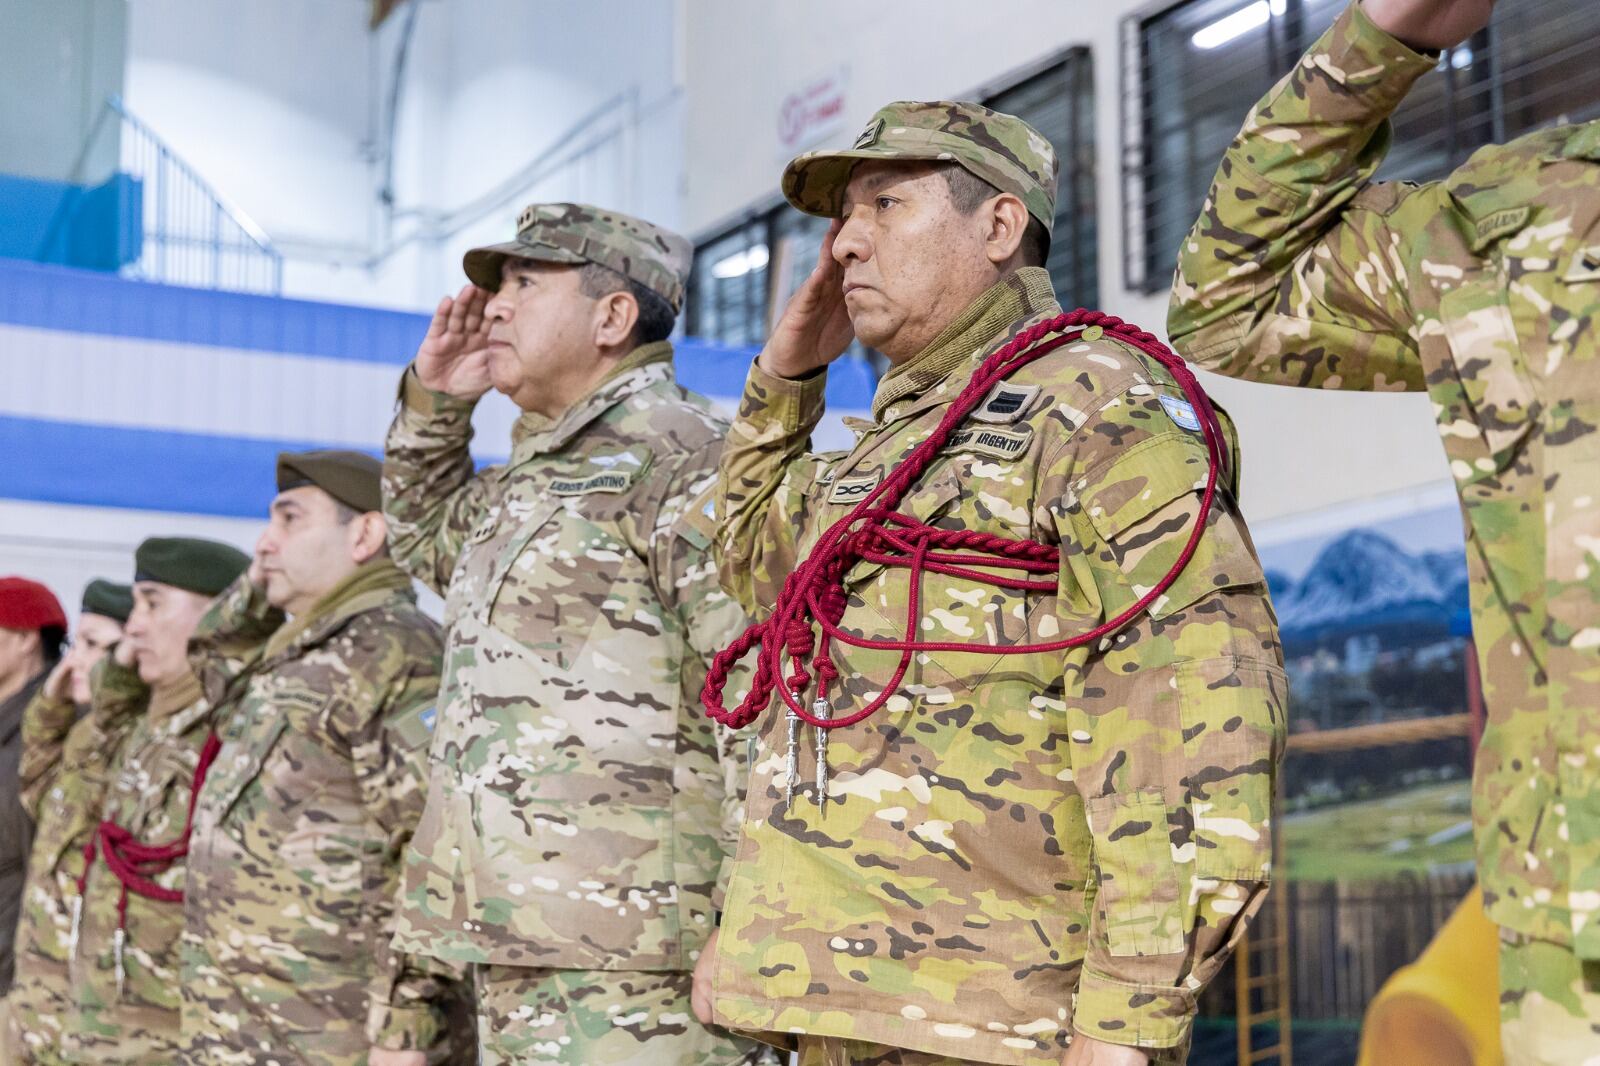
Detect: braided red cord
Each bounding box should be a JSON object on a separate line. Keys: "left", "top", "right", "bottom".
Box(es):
{"left": 701, "top": 309, "right": 1228, "bottom": 732}
{"left": 86, "top": 731, "right": 223, "bottom": 918}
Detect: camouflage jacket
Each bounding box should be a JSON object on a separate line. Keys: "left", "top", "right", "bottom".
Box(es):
{"left": 8, "top": 659, "right": 145, "bottom": 1061}
{"left": 384, "top": 341, "right": 752, "bottom": 970}
{"left": 710, "top": 268, "right": 1287, "bottom": 1061}
{"left": 65, "top": 670, "right": 210, "bottom": 1064}
{"left": 1168, "top": 0, "right": 1600, "bottom": 953}
{"left": 181, "top": 561, "right": 451, "bottom": 1064}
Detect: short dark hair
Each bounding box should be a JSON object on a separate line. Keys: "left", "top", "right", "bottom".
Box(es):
{"left": 329, "top": 497, "right": 391, "bottom": 558}
{"left": 39, "top": 625, "right": 65, "bottom": 665}
{"left": 939, "top": 165, "right": 1050, "bottom": 269}
{"left": 577, "top": 263, "right": 676, "bottom": 346}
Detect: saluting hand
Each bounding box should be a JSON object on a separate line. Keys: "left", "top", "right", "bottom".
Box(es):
{"left": 756, "top": 220, "right": 856, "bottom": 380}
{"left": 1362, "top": 0, "right": 1493, "bottom": 52}
{"left": 366, "top": 1049, "right": 425, "bottom": 1066}
{"left": 42, "top": 655, "right": 74, "bottom": 703}
{"left": 415, "top": 284, "right": 495, "bottom": 401}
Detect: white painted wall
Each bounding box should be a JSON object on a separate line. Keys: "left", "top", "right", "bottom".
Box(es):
{"left": 677, "top": 0, "right": 1451, "bottom": 525}
{"left": 120, "top": 0, "right": 685, "bottom": 312}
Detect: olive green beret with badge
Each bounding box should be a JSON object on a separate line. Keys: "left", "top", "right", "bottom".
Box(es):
{"left": 783, "top": 100, "right": 1060, "bottom": 233}
{"left": 276, "top": 448, "right": 383, "bottom": 514}
{"left": 134, "top": 537, "right": 250, "bottom": 597}
{"left": 81, "top": 579, "right": 133, "bottom": 623}
{"left": 462, "top": 202, "right": 693, "bottom": 313}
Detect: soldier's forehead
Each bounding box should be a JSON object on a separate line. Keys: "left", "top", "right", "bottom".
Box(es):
{"left": 842, "top": 160, "right": 945, "bottom": 206}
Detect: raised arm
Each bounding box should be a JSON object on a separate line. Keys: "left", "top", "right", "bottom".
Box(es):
{"left": 382, "top": 286, "right": 501, "bottom": 595}
{"left": 1167, "top": 0, "right": 1470, "bottom": 392}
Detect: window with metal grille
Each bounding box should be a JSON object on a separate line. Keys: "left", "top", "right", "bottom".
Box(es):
{"left": 687, "top": 46, "right": 1097, "bottom": 348}
{"left": 1122, "top": 0, "right": 1600, "bottom": 294}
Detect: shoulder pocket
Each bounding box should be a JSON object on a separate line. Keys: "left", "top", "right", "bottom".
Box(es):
{"left": 1080, "top": 433, "right": 1260, "bottom": 620}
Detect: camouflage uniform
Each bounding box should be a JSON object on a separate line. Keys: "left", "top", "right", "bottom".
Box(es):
{"left": 180, "top": 561, "right": 455, "bottom": 1065}
{"left": 63, "top": 670, "right": 210, "bottom": 1064}
{"left": 1166, "top": 3, "right": 1600, "bottom": 1058}
{"left": 384, "top": 205, "right": 765, "bottom": 1066}
{"left": 5, "top": 659, "right": 145, "bottom": 1064}
{"left": 710, "top": 103, "right": 1287, "bottom": 1066}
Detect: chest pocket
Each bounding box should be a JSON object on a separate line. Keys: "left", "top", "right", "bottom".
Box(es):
{"left": 125, "top": 745, "right": 197, "bottom": 841}
{"left": 203, "top": 710, "right": 294, "bottom": 830}
{"left": 1436, "top": 261, "right": 1540, "bottom": 482}
{"left": 833, "top": 464, "right": 1046, "bottom": 697}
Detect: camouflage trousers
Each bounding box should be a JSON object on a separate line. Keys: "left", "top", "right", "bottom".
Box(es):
{"left": 795, "top": 1035, "right": 1191, "bottom": 1065}
{"left": 473, "top": 964, "right": 772, "bottom": 1066}
{"left": 1500, "top": 935, "right": 1600, "bottom": 1066}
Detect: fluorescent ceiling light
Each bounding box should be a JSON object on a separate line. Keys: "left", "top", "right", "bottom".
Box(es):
{"left": 711, "top": 244, "right": 770, "bottom": 280}
{"left": 1192, "top": 0, "right": 1286, "bottom": 50}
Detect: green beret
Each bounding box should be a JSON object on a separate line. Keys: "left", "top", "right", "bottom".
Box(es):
{"left": 134, "top": 537, "right": 249, "bottom": 597}
{"left": 276, "top": 449, "right": 383, "bottom": 514}
{"left": 81, "top": 579, "right": 133, "bottom": 623}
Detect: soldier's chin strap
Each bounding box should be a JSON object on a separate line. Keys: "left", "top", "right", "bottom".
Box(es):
{"left": 702, "top": 309, "right": 1228, "bottom": 733}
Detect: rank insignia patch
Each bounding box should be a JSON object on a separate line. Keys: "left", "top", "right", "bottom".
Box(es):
{"left": 970, "top": 383, "right": 1040, "bottom": 425}
{"left": 828, "top": 472, "right": 882, "bottom": 504}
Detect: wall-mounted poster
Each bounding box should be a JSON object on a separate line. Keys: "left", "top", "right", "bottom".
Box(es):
{"left": 1227, "top": 484, "right": 1484, "bottom": 1043}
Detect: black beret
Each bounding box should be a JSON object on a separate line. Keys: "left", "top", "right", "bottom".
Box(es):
{"left": 276, "top": 449, "right": 383, "bottom": 514}
{"left": 134, "top": 537, "right": 249, "bottom": 597}
{"left": 80, "top": 579, "right": 134, "bottom": 623}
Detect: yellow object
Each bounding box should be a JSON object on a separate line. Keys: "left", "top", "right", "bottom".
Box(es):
{"left": 1357, "top": 887, "right": 1502, "bottom": 1066}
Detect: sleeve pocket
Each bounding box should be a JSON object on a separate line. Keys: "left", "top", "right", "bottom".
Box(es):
{"left": 1086, "top": 788, "right": 1186, "bottom": 957}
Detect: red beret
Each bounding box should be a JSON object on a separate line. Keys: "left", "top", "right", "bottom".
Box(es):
{"left": 0, "top": 577, "right": 68, "bottom": 632}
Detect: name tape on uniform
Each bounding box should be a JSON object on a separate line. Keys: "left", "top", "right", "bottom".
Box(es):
{"left": 828, "top": 472, "right": 883, "bottom": 504}
{"left": 549, "top": 471, "right": 636, "bottom": 496}
{"left": 945, "top": 425, "right": 1033, "bottom": 461}
{"left": 969, "top": 382, "right": 1040, "bottom": 425}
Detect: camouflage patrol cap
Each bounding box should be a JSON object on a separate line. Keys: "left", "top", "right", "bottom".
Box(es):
{"left": 276, "top": 449, "right": 383, "bottom": 514}
{"left": 462, "top": 203, "right": 693, "bottom": 312}
{"left": 783, "top": 100, "right": 1060, "bottom": 233}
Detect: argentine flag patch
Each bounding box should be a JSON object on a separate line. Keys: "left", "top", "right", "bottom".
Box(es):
{"left": 1159, "top": 395, "right": 1202, "bottom": 433}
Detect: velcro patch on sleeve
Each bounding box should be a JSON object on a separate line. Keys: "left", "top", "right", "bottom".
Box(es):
{"left": 390, "top": 700, "right": 437, "bottom": 751}
{"left": 945, "top": 425, "right": 1033, "bottom": 461}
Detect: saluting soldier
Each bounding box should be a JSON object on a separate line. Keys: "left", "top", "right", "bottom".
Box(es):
{"left": 1166, "top": 1, "right": 1600, "bottom": 1061}
{"left": 698, "top": 102, "right": 1286, "bottom": 1066}
{"left": 180, "top": 450, "right": 458, "bottom": 1066}
{"left": 6, "top": 579, "right": 131, "bottom": 1062}
{"left": 383, "top": 204, "right": 766, "bottom": 1065}
{"left": 64, "top": 538, "right": 248, "bottom": 1063}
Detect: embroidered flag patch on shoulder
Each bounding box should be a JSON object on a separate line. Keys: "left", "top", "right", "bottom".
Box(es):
{"left": 1159, "top": 394, "right": 1202, "bottom": 432}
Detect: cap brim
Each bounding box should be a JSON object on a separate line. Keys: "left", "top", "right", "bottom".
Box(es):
{"left": 461, "top": 239, "right": 588, "bottom": 290}
{"left": 781, "top": 145, "right": 958, "bottom": 219}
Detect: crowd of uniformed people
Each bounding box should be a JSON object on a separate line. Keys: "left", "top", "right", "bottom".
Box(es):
{"left": 0, "top": 1, "right": 1593, "bottom": 1063}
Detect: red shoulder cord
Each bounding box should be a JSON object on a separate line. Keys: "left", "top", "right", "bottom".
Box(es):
{"left": 701, "top": 309, "right": 1228, "bottom": 732}
{"left": 74, "top": 731, "right": 223, "bottom": 934}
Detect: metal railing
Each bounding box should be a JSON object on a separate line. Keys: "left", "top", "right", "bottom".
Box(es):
{"left": 104, "top": 95, "right": 284, "bottom": 295}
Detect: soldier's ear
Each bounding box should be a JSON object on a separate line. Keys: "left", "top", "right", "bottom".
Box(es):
{"left": 592, "top": 290, "right": 640, "bottom": 350}
{"left": 349, "top": 512, "right": 389, "bottom": 564}
{"left": 984, "top": 193, "right": 1029, "bottom": 268}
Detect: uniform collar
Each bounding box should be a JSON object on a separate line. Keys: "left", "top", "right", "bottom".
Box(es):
{"left": 506, "top": 341, "right": 675, "bottom": 465}
{"left": 260, "top": 558, "right": 415, "bottom": 663}
{"left": 870, "top": 266, "right": 1059, "bottom": 424}
{"left": 1555, "top": 120, "right": 1600, "bottom": 161}
{"left": 148, "top": 669, "right": 204, "bottom": 723}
